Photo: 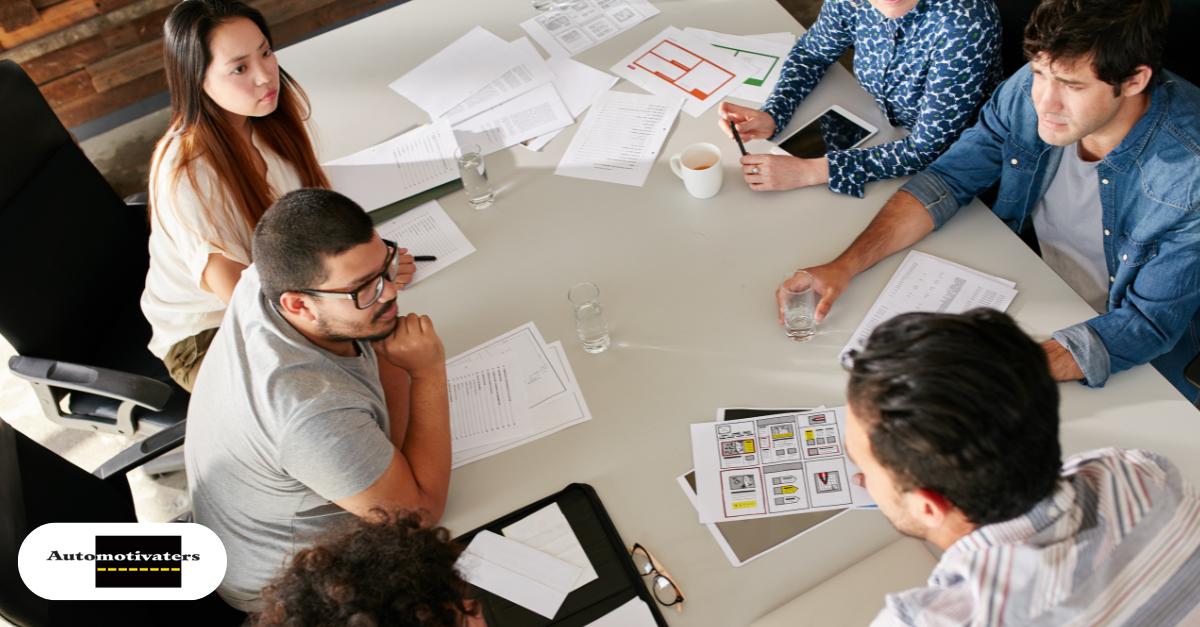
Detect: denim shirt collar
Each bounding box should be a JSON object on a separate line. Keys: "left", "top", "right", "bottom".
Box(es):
{"left": 1101, "top": 78, "right": 1170, "bottom": 174}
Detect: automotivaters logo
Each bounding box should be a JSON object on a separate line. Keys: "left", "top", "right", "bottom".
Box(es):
{"left": 19, "top": 523, "right": 226, "bottom": 600}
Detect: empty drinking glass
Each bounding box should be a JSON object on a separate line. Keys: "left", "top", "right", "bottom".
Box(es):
{"left": 531, "top": 0, "right": 574, "bottom": 10}
{"left": 454, "top": 144, "right": 494, "bottom": 210}
{"left": 568, "top": 282, "right": 610, "bottom": 354}
{"left": 781, "top": 271, "right": 816, "bottom": 342}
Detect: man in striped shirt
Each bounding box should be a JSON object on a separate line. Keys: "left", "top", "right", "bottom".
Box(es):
{"left": 843, "top": 309, "right": 1200, "bottom": 626}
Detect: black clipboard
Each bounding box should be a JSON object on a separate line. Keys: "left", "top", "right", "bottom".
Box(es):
{"left": 455, "top": 483, "right": 669, "bottom": 627}
{"left": 366, "top": 178, "right": 463, "bottom": 226}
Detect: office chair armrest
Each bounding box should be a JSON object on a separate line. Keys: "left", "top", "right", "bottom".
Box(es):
{"left": 1187, "top": 354, "right": 1200, "bottom": 389}
{"left": 92, "top": 419, "right": 187, "bottom": 481}
{"left": 8, "top": 355, "right": 172, "bottom": 409}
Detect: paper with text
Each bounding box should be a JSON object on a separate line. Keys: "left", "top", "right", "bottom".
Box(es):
{"left": 525, "top": 56, "right": 619, "bottom": 151}
{"left": 691, "top": 408, "right": 874, "bottom": 523}
{"left": 447, "top": 352, "right": 534, "bottom": 451}
{"left": 453, "top": 83, "right": 573, "bottom": 155}
{"left": 442, "top": 38, "right": 555, "bottom": 125}
{"left": 521, "top": 0, "right": 660, "bottom": 58}
{"left": 456, "top": 530, "right": 581, "bottom": 619}
{"left": 502, "top": 503, "right": 598, "bottom": 590}
{"left": 388, "top": 27, "right": 519, "bottom": 119}
{"left": 841, "top": 250, "right": 1019, "bottom": 363}
{"left": 612, "top": 27, "right": 754, "bottom": 117}
{"left": 375, "top": 200, "right": 475, "bottom": 285}
{"left": 452, "top": 340, "right": 591, "bottom": 468}
{"left": 585, "top": 597, "right": 658, "bottom": 626}
{"left": 322, "top": 119, "right": 459, "bottom": 212}
{"left": 555, "top": 90, "right": 681, "bottom": 187}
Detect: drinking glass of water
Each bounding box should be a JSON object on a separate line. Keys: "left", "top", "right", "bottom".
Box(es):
{"left": 781, "top": 271, "right": 816, "bottom": 342}
{"left": 531, "top": 0, "right": 574, "bottom": 10}
{"left": 454, "top": 144, "right": 494, "bottom": 210}
{"left": 568, "top": 282, "right": 610, "bottom": 354}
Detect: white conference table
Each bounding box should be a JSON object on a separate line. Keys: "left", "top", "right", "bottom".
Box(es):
{"left": 277, "top": 1, "right": 1200, "bottom": 624}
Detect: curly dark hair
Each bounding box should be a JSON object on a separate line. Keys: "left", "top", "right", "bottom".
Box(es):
{"left": 253, "top": 510, "right": 474, "bottom": 627}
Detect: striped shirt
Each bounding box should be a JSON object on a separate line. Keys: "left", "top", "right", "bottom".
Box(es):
{"left": 873, "top": 448, "right": 1200, "bottom": 626}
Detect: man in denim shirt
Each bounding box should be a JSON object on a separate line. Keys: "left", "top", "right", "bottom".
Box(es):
{"left": 779, "top": 0, "right": 1200, "bottom": 401}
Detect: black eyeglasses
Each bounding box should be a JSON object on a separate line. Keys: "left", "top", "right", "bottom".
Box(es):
{"left": 299, "top": 239, "right": 400, "bottom": 309}
{"left": 630, "top": 543, "right": 684, "bottom": 610}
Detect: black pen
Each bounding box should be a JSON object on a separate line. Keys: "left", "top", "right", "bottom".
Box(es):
{"left": 729, "top": 119, "right": 748, "bottom": 156}
{"left": 414, "top": 255, "right": 438, "bottom": 262}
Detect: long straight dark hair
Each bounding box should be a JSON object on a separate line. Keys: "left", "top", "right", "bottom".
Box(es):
{"left": 152, "top": 0, "right": 329, "bottom": 247}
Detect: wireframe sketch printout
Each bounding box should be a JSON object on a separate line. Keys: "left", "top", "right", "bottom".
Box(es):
{"left": 555, "top": 89, "right": 682, "bottom": 187}
{"left": 841, "top": 250, "right": 1019, "bottom": 363}
{"left": 322, "top": 118, "right": 459, "bottom": 212}
{"left": 447, "top": 352, "right": 534, "bottom": 451}
{"left": 520, "top": 0, "right": 660, "bottom": 58}
{"left": 612, "top": 27, "right": 753, "bottom": 117}
{"left": 691, "top": 408, "right": 873, "bottom": 523}
{"left": 375, "top": 200, "right": 475, "bottom": 285}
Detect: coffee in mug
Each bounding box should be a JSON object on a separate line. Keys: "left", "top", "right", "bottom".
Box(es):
{"left": 669, "top": 143, "right": 723, "bottom": 199}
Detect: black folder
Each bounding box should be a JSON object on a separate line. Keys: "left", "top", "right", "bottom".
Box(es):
{"left": 455, "top": 483, "right": 669, "bottom": 626}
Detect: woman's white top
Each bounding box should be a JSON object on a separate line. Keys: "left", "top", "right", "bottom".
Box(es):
{"left": 141, "top": 132, "right": 303, "bottom": 358}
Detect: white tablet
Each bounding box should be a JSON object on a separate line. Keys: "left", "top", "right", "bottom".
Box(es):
{"left": 771, "top": 104, "right": 878, "bottom": 158}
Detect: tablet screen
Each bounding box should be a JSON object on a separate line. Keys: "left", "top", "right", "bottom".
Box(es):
{"left": 778, "top": 108, "right": 874, "bottom": 158}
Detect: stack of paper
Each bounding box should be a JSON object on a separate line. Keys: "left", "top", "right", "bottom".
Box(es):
{"left": 449, "top": 323, "right": 592, "bottom": 467}
{"left": 456, "top": 530, "right": 582, "bottom": 619}
{"left": 374, "top": 200, "right": 475, "bottom": 285}
{"left": 611, "top": 26, "right": 757, "bottom": 117}
{"left": 520, "top": 0, "right": 661, "bottom": 58}
{"left": 322, "top": 118, "right": 459, "bottom": 212}
{"left": 682, "top": 28, "right": 795, "bottom": 103}
{"left": 841, "top": 250, "right": 1019, "bottom": 363}
{"left": 502, "top": 503, "right": 599, "bottom": 590}
{"left": 555, "top": 89, "right": 683, "bottom": 187}
{"left": 524, "top": 56, "right": 619, "bottom": 151}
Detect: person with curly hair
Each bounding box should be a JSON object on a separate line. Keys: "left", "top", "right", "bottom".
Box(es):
{"left": 254, "top": 510, "right": 483, "bottom": 627}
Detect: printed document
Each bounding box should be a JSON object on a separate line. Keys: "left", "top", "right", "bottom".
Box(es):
{"left": 841, "top": 250, "right": 1019, "bottom": 363}
{"left": 442, "top": 38, "right": 555, "bottom": 126}
{"left": 452, "top": 83, "right": 574, "bottom": 155}
{"left": 525, "top": 57, "right": 618, "bottom": 151}
{"left": 453, "top": 340, "right": 592, "bottom": 468}
{"left": 322, "top": 118, "right": 459, "bottom": 212}
{"left": 388, "top": 27, "right": 518, "bottom": 119}
{"left": 682, "top": 28, "right": 795, "bottom": 103}
{"left": 374, "top": 200, "right": 475, "bottom": 285}
{"left": 691, "top": 408, "right": 874, "bottom": 523}
{"left": 502, "top": 503, "right": 598, "bottom": 590}
{"left": 456, "top": 530, "right": 581, "bottom": 619}
{"left": 612, "top": 27, "right": 755, "bottom": 117}
{"left": 521, "top": 0, "right": 660, "bottom": 58}
{"left": 446, "top": 352, "right": 534, "bottom": 451}
{"left": 555, "top": 90, "right": 682, "bottom": 187}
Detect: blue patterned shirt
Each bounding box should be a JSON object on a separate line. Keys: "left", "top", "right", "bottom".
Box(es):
{"left": 761, "top": 0, "right": 1001, "bottom": 198}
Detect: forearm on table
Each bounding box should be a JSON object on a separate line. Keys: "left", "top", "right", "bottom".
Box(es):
{"left": 375, "top": 353, "right": 413, "bottom": 448}
{"left": 399, "top": 368, "right": 451, "bottom": 512}
{"left": 833, "top": 190, "right": 935, "bottom": 275}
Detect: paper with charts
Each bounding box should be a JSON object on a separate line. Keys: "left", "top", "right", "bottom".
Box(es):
{"left": 612, "top": 26, "right": 754, "bottom": 117}
{"left": 841, "top": 250, "right": 1018, "bottom": 365}
{"left": 690, "top": 408, "right": 873, "bottom": 523}
{"left": 322, "top": 118, "right": 459, "bottom": 212}
{"left": 448, "top": 324, "right": 592, "bottom": 468}
{"left": 682, "top": 28, "right": 795, "bottom": 103}
{"left": 374, "top": 200, "right": 475, "bottom": 286}
{"left": 520, "top": 0, "right": 660, "bottom": 58}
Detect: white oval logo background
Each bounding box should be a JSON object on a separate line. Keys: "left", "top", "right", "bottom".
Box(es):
{"left": 18, "top": 523, "right": 227, "bottom": 600}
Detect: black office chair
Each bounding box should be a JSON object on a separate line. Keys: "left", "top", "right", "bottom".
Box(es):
{"left": 0, "top": 59, "right": 188, "bottom": 476}
{"left": 0, "top": 417, "right": 244, "bottom": 626}
{"left": 997, "top": 0, "right": 1199, "bottom": 86}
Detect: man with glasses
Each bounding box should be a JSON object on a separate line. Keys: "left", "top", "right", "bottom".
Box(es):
{"left": 184, "top": 188, "right": 451, "bottom": 612}
{"left": 845, "top": 309, "right": 1200, "bottom": 625}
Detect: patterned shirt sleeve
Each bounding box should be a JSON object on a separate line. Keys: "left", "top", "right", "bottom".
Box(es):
{"left": 827, "top": 16, "right": 1001, "bottom": 197}
{"left": 760, "top": 0, "right": 855, "bottom": 136}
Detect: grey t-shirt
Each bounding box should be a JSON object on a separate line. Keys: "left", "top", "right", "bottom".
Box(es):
{"left": 1032, "top": 143, "right": 1109, "bottom": 313}
{"left": 184, "top": 266, "right": 394, "bottom": 612}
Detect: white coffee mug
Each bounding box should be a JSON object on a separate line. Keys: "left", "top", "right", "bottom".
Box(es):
{"left": 669, "top": 142, "right": 723, "bottom": 199}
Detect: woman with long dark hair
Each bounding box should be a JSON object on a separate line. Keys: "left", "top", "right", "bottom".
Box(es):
{"left": 140, "top": 0, "right": 410, "bottom": 390}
